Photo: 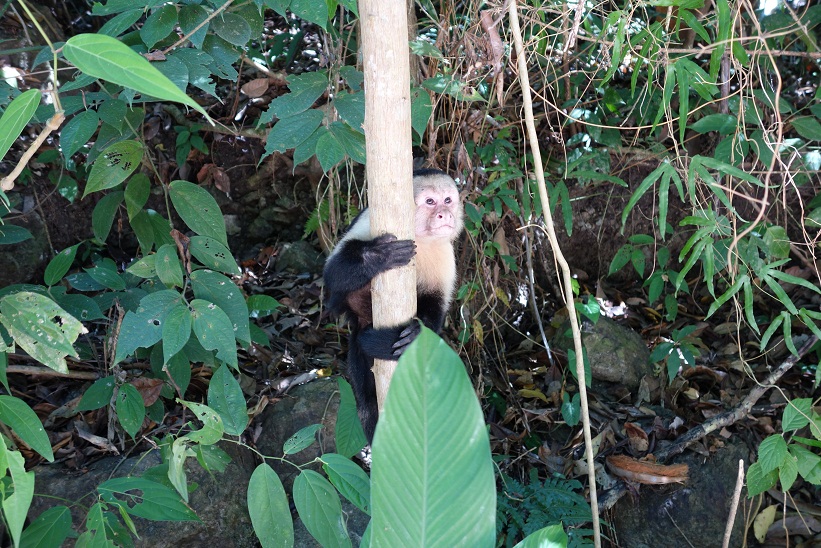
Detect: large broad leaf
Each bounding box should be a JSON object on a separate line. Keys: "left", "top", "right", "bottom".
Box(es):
{"left": 322, "top": 453, "right": 371, "bottom": 515}
{"left": 371, "top": 327, "right": 496, "bottom": 547}
{"left": 0, "top": 292, "right": 84, "bottom": 374}
{"left": 20, "top": 505, "right": 73, "bottom": 548}
{"left": 84, "top": 140, "right": 144, "bottom": 196}
{"left": 115, "top": 383, "right": 145, "bottom": 439}
{"left": 114, "top": 290, "right": 183, "bottom": 363}
{"left": 190, "top": 299, "right": 238, "bottom": 368}
{"left": 334, "top": 378, "right": 366, "bottom": 458}
{"left": 0, "top": 89, "right": 40, "bottom": 163}
{"left": 248, "top": 464, "right": 294, "bottom": 548}
{"left": 0, "top": 395, "right": 54, "bottom": 461}
{"left": 190, "top": 270, "right": 250, "bottom": 347}
{"left": 513, "top": 524, "right": 568, "bottom": 548}
{"left": 293, "top": 470, "right": 350, "bottom": 548}
{"left": 62, "top": 34, "right": 210, "bottom": 121}
{"left": 98, "top": 477, "right": 199, "bottom": 521}
{"left": 0, "top": 439, "right": 35, "bottom": 548}
{"left": 207, "top": 364, "right": 247, "bottom": 435}
{"left": 169, "top": 180, "right": 228, "bottom": 247}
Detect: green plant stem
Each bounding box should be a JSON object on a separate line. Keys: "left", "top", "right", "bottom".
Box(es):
{"left": 507, "top": 2, "right": 601, "bottom": 546}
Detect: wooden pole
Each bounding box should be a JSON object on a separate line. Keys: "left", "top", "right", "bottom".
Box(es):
{"left": 360, "top": 0, "right": 416, "bottom": 412}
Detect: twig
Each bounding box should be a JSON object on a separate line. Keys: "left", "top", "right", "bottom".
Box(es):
{"left": 507, "top": 2, "right": 601, "bottom": 546}
{"left": 723, "top": 459, "right": 745, "bottom": 548}
{"left": 6, "top": 365, "right": 98, "bottom": 380}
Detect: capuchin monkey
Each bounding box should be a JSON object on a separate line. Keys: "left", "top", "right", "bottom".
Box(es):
{"left": 323, "top": 169, "right": 464, "bottom": 442}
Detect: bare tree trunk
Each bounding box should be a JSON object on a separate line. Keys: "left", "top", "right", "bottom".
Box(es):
{"left": 360, "top": 0, "right": 416, "bottom": 414}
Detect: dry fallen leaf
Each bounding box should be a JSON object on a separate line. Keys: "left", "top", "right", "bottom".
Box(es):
{"left": 606, "top": 454, "right": 688, "bottom": 484}
{"left": 241, "top": 78, "right": 270, "bottom": 98}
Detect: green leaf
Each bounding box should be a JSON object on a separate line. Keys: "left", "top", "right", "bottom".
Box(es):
{"left": 162, "top": 304, "right": 191, "bottom": 364}
{"left": 0, "top": 395, "right": 54, "bottom": 461}
{"left": 371, "top": 328, "right": 495, "bottom": 547}
{"left": 155, "top": 244, "right": 184, "bottom": 288}
{"left": 190, "top": 299, "right": 238, "bottom": 368}
{"left": 264, "top": 110, "right": 324, "bottom": 156}
{"left": 293, "top": 470, "right": 350, "bottom": 547}
{"left": 690, "top": 113, "right": 738, "bottom": 135}
{"left": 247, "top": 295, "right": 282, "bottom": 318}
{"left": 322, "top": 453, "right": 371, "bottom": 515}
{"left": 140, "top": 5, "right": 177, "bottom": 48}
{"left": 746, "top": 461, "right": 778, "bottom": 497}
{"left": 98, "top": 477, "right": 199, "bottom": 521}
{"left": 179, "top": 5, "right": 210, "bottom": 49}
{"left": 195, "top": 443, "right": 231, "bottom": 473}
{"left": 782, "top": 398, "right": 812, "bottom": 432}
{"left": 791, "top": 116, "right": 821, "bottom": 141}
{"left": 212, "top": 12, "right": 252, "bottom": 47}
{"left": 333, "top": 91, "right": 364, "bottom": 132}
{"left": 267, "top": 72, "right": 328, "bottom": 119}
{"left": 114, "top": 290, "right": 183, "bottom": 363}
{"left": 84, "top": 140, "right": 144, "bottom": 196}
{"left": 125, "top": 174, "right": 151, "bottom": 220}
{"left": 758, "top": 435, "right": 788, "bottom": 474}
{"left": 44, "top": 243, "right": 81, "bottom": 286}
{"left": 763, "top": 226, "right": 790, "bottom": 259}
{"left": 410, "top": 87, "right": 432, "bottom": 138}
{"left": 85, "top": 262, "right": 126, "bottom": 291}
{"left": 289, "top": 0, "right": 330, "bottom": 30}
{"left": 315, "top": 132, "right": 346, "bottom": 172}
{"left": 792, "top": 445, "right": 821, "bottom": 484}
{"left": 779, "top": 453, "right": 798, "bottom": 492}
{"left": 189, "top": 236, "right": 240, "bottom": 275}
{"left": 63, "top": 34, "right": 210, "bottom": 120}
{"left": 513, "top": 524, "right": 568, "bottom": 548}
{"left": 0, "top": 439, "right": 35, "bottom": 548}
{"left": 328, "top": 121, "right": 366, "bottom": 164}
{"left": 180, "top": 400, "right": 224, "bottom": 445}
{"left": 61, "top": 110, "right": 99, "bottom": 159}
{"left": 0, "top": 292, "right": 83, "bottom": 374}
{"left": 91, "top": 190, "right": 124, "bottom": 243}
{"left": 116, "top": 383, "right": 145, "bottom": 438}
{"left": 207, "top": 365, "right": 248, "bottom": 435}
{"left": 77, "top": 376, "right": 116, "bottom": 411}
{"left": 126, "top": 255, "right": 157, "bottom": 279}
{"left": 561, "top": 392, "right": 581, "bottom": 426}
{"left": 334, "top": 378, "right": 367, "bottom": 458}
{"left": 20, "top": 506, "right": 73, "bottom": 548}
{"left": 169, "top": 180, "right": 228, "bottom": 248}
{"left": 0, "top": 89, "right": 40, "bottom": 163}
{"left": 283, "top": 424, "right": 322, "bottom": 455}
{"left": 248, "top": 464, "right": 294, "bottom": 548}
{"left": 190, "top": 269, "right": 250, "bottom": 347}
{"left": 0, "top": 225, "right": 33, "bottom": 245}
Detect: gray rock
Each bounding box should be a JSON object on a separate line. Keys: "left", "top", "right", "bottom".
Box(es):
{"left": 555, "top": 316, "right": 653, "bottom": 392}
{"left": 610, "top": 440, "right": 748, "bottom": 548}
{"left": 256, "top": 380, "right": 370, "bottom": 546}
{"left": 27, "top": 441, "right": 258, "bottom": 547}
{"left": 275, "top": 240, "right": 324, "bottom": 275}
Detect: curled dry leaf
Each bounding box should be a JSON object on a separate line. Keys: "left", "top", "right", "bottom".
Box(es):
{"left": 606, "top": 454, "right": 688, "bottom": 485}
{"left": 131, "top": 377, "right": 164, "bottom": 406}
{"left": 241, "top": 78, "right": 270, "bottom": 98}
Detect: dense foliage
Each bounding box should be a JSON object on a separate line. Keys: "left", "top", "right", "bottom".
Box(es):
{"left": 0, "top": 0, "right": 817, "bottom": 545}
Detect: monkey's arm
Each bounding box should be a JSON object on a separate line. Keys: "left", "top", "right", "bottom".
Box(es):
{"left": 323, "top": 234, "right": 415, "bottom": 312}
{"left": 357, "top": 293, "right": 446, "bottom": 360}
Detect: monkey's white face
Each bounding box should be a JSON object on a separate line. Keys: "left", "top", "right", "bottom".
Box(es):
{"left": 415, "top": 185, "right": 463, "bottom": 240}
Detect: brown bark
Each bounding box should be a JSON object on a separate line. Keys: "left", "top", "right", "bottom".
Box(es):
{"left": 360, "top": 0, "right": 416, "bottom": 413}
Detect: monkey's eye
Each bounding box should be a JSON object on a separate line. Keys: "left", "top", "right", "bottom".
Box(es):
{"left": 444, "top": 197, "right": 452, "bottom": 204}
{"left": 426, "top": 198, "right": 435, "bottom": 205}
